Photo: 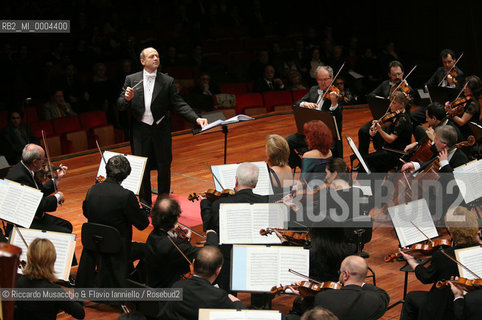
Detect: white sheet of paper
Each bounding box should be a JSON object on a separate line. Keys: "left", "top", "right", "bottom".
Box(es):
{"left": 10, "top": 228, "right": 76, "bottom": 281}
{"left": 454, "top": 160, "right": 482, "bottom": 204}
{"left": 199, "top": 309, "right": 281, "bottom": 320}
{"left": 219, "top": 203, "right": 287, "bottom": 244}
{"left": 200, "top": 114, "right": 254, "bottom": 132}
{"left": 96, "top": 151, "right": 147, "bottom": 195}
{"left": 212, "top": 161, "right": 273, "bottom": 195}
{"left": 388, "top": 198, "right": 438, "bottom": 247}
{"left": 0, "top": 179, "right": 43, "bottom": 228}
{"left": 454, "top": 246, "right": 482, "bottom": 280}
{"left": 231, "top": 245, "right": 309, "bottom": 292}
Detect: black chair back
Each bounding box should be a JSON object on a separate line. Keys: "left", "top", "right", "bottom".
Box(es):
{"left": 81, "top": 222, "right": 121, "bottom": 254}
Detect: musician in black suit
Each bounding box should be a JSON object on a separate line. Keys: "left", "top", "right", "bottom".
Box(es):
{"left": 367, "top": 61, "right": 414, "bottom": 102}
{"left": 145, "top": 194, "right": 218, "bottom": 289}
{"left": 449, "top": 278, "right": 482, "bottom": 320}
{"left": 161, "top": 246, "right": 244, "bottom": 320}
{"left": 412, "top": 49, "right": 465, "bottom": 127}
{"left": 200, "top": 162, "right": 268, "bottom": 298}
{"left": 286, "top": 65, "right": 344, "bottom": 168}
{"left": 286, "top": 255, "right": 389, "bottom": 320}
{"left": 425, "top": 49, "right": 465, "bottom": 89}
{"left": 117, "top": 47, "right": 207, "bottom": 206}
{"left": 78, "top": 155, "right": 150, "bottom": 288}
{"left": 5, "top": 144, "right": 72, "bottom": 234}
{"left": 314, "top": 255, "right": 389, "bottom": 320}
{"left": 399, "top": 206, "right": 480, "bottom": 320}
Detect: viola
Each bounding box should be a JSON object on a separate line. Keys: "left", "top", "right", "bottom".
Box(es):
{"left": 173, "top": 225, "right": 190, "bottom": 243}
{"left": 270, "top": 281, "right": 341, "bottom": 298}
{"left": 260, "top": 228, "right": 311, "bottom": 246}
{"left": 436, "top": 277, "right": 482, "bottom": 291}
{"left": 188, "top": 188, "right": 235, "bottom": 202}
{"left": 384, "top": 238, "right": 452, "bottom": 262}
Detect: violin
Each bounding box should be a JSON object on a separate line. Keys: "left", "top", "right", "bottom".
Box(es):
{"left": 95, "top": 175, "right": 106, "bottom": 184}
{"left": 323, "top": 85, "right": 341, "bottom": 99}
{"left": 260, "top": 228, "right": 311, "bottom": 246}
{"left": 35, "top": 165, "right": 60, "bottom": 183}
{"left": 448, "top": 69, "right": 458, "bottom": 84}
{"left": 391, "top": 80, "right": 411, "bottom": 95}
{"left": 436, "top": 277, "right": 482, "bottom": 291}
{"left": 188, "top": 188, "right": 235, "bottom": 202}
{"left": 378, "top": 108, "right": 404, "bottom": 126}
{"left": 173, "top": 225, "right": 190, "bottom": 243}
{"left": 384, "top": 238, "right": 452, "bottom": 262}
{"left": 270, "top": 281, "right": 341, "bottom": 298}
{"left": 445, "top": 96, "right": 470, "bottom": 118}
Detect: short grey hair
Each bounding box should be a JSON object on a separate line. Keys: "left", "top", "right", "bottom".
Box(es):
{"left": 22, "top": 144, "right": 42, "bottom": 165}
{"left": 236, "top": 163, "right": 259, "bottom": 188}
{"left": 435, "top": 125, "right": 457, "bottom": 148}
{"left": 316, "top": 65, "right": 334, "bottom": 78}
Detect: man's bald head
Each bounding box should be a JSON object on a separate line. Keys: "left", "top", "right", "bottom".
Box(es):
{"left": 340, "top": 255, "right": 368, "bottom": 284}
{"left": 193, "top": 246, "right": 224, "bottom": 279}
{"left": 22, "top": 144, "right": 45, "bottom": 165}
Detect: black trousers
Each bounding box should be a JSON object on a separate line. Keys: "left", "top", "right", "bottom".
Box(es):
{"left": 400, "top": 290, "right": 427, "bottom": 320}
{"left": 131, "top": 120, "right": 172, "bottom": 206}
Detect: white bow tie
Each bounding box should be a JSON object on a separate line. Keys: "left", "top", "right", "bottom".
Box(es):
{"left": 145, "top": 73, "right": 156, "bottom": 80}
{"left": 318, "top": 89, "right": 323, "bottom": 95}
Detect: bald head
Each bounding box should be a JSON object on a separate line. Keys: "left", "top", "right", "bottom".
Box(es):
{"left": 340, "top": 255, "right": 368, "bottom": 284}
{"left": 194, "top": 246, "right": 224, "bottom": 279}
{"left": 22, "top": 144, "right": 45, "bottom": 171}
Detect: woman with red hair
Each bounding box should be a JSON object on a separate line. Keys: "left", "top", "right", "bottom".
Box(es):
{"left": 301, "top": 120, "right": 333, "bottom": 177}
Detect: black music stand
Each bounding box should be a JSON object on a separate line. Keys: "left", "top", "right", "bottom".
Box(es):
{"left": 292, "top": 106, "right": 342, "bottom": 158}
{"left": 427, "top": 86, "right": 458, "bottom": 105}
{"left": 193, "top": 115, "right": 254, "bottom": 164}
{"left": 367, "top": 96, "right": 390, "bottom": 120}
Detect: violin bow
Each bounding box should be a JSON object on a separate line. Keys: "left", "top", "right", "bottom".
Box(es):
{"left": 324, "top": 62, "right": 345, "bottom": 95}
{"left": 390, "top": 65, "right": 417, "bottom": 98}
{"left": 424, "top": 85, "right": 433, "bottom": 104}
{"left": 138, "top": 200, "right": 206, "bottom": 239}
{"left": 41, "top": 130, "right": 61, "bottom": 206}
{"left": 204, "top": 162, "right": 225, "bottom": 190}
{"left": 438, "top": 52, "right": 464, "bottom": 86}
{"left": 166, "top": 235, "right": 192, "bottom": 265}
{"left": 96, "top": 140, "right": 107, "bottom": 165}
{"left": 410, "top": 221, "right": 434, "bottom": 245}
{"left": 440, "top": 248, "right": 481, "bottom": 279}
{"left": 449, "top": 82, "right": 468, "bottom": 105}
{"left": 288, "top": 269, "right": 323, "bottom": 285}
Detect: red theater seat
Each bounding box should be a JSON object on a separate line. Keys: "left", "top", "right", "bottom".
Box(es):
{"left": 235, "top": 93, "right": 265, "bottom": 115}
{"left": 263, "top": 91, "right": 293, "bottom": 112}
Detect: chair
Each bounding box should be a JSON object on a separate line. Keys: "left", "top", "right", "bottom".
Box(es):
{"left": 263, "top": 91, "right": 293, "bottom": 112}
{"left": 235, "top": 93, "right": 265, "bottom": 115}
{"left": 124, "top": 279, "right": 164, "bottom": 319}
{"left": 52, "top": 115, "right": 82, "bottom": 136}
{"left": 79, "top": 111, "right": 108, "bottom": 131}
{"left": 76, "top": 222, "right": 124, "bottom": 289}
{"left": 63, "top": 130, "right": 89, "bottom": 154}
{"left": 40, "top": 135, "right": 62, "bottom": 157}
{"left": 30, "top": 120, "right": 55, "bottom": 138}
{"left": 79, "top": 110, "right": 117, "bottom": 147}
{"left": 291, "top": 89, "right": 310, "bottom": 103}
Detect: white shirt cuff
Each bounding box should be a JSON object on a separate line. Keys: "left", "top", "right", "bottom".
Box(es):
{"left": 412, "top": 162, "right": 421, "bottom": 171}
{"left": 439, "top": 159, "right": 449, "bottom": 169}
{"left": 54, "top": 193, "right": 61, "bottom": 202}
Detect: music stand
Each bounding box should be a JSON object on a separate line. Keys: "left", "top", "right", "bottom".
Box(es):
{"left": 193, "top": 115, "right": 254, "bottom": 164}
{"left": 292, "top": 106, "right": 342, "bottom": 157}
{"left": 427, "top": 86, "right": 458, "bottom": 104}
{"left": 346, "top": 136, "right": 371, "bottom": 173}
{"left": 367, "top": 96, "right": 390, "bottom": 120}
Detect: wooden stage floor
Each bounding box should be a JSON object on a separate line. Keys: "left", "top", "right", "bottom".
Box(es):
{"left": 49, "top": 107, "right": 435, "bottom": 319}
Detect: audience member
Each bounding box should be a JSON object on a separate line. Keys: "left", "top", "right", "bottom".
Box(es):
{"left": 253, "top": 65, "right": 285, "bottom": 92}
{"left": 41, "top": 89, "right": 76, "bottom": 120}
{"left": 1, "top": 110, "right": 39, "bottom": 165}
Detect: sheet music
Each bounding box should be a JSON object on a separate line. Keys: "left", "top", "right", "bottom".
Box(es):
{"left": 212, "top": 161, "right": 273, "bottom": 195}
{"left": 10, "top": 228, "right": 76, "bottom": 281}
{"left": 219, "top": 203, "right": 287, "bottom": 244}
{"left": 96, "top": 151, "right": 147, "bottom": 195}
{"left": 346, "top": 136, "right": 371, "bottom": 174}
{"left": 0, "top": 179, "right": 43, "bottom": 228}
{"left": 231, "top": 245, "right": 309, "bottom": 292}
{"left": 199, "top": 309, "right": 281, "bottom": 320}
{"left": 388, "top": 198, "right": 438, "bottom": 247}
{"left": 454, "top": 160, "right": 482, "bottom": 204}
{"left": 200, "top": 114, "right": 254, "bottom": 132}
{"left": 454, "top": 246, "right": 482, "bottom": 280}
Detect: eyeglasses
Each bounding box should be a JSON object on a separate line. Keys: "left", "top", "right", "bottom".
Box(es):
{"left": 390, "top": 72, "right": 403, "bottom": 76}
{"left": 11, "top": 117, "right": 21, "bottom": 120}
